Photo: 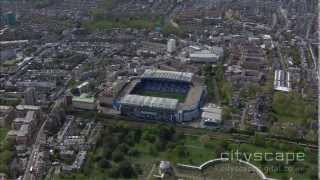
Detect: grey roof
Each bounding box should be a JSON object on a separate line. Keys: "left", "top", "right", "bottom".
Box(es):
{"left": 142, "top": 69, "right": 193, "bottom": 83}
{"left": 120, "top": 94, "right": 178, "bottom": 110}
{"left": 17, "top": 124, "right": 29, "bottom": 136}
{"left": 13, "top": 111, "right": 35, "bottom": 123}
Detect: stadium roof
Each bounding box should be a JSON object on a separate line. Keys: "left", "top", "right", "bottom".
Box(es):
{"left": 120, "top": 94, "right": 178, "bottom": 110}
{"left": 141, "top": 69, "right": 193, "bottom": 83}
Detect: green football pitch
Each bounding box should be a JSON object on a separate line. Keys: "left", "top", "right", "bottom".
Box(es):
{"left": 138, "top": 90, "right": 187, "bottom": 102}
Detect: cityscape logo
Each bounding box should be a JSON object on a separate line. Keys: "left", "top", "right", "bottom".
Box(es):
{"left": 220, "top": 150, "right": 305, "bottom": 164}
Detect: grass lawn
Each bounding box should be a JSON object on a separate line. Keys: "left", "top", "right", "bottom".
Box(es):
{"left": 138, "top": 90, "right": 187, "bottom": 102}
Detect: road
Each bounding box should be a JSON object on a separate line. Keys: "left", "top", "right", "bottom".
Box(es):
{"left": 23, "top": 100, "right": 63, "bottom": 180}
{"left": 23, "top": 118, "right": 48, "bottom": 180}
{"left": 308, "top": 44, "right": 318, "bottom": 75}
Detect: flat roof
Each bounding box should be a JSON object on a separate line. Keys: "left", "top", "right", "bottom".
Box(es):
{"left": 0, "top": 105, "right": 12, "bottom": 111}
{"left": 142, "top": 69, "right": 193, "bottom": 83}
{"left": 16, "top": 105, "right": 40, "bottom": 111}
{"left": 190, "top": 53, "right": 219, "bottom": 58}
{"left": 201, "top": 104, "right": 222, "bottom": 122}
{"left": 72, "top": 95, "right": 95, "bottom": 103}
{"left": 77, "top": 81, "right": 89, "bottom": 89}
{"left": 120, "top": 94, "right": 178, "bottom": 110}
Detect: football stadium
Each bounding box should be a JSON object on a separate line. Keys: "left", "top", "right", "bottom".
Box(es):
{"left": 113, "top": 69, "right": 207, "bottom": 122}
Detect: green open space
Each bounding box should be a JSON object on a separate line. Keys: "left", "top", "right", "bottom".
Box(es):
{"left": 271, "top": 91, "right": 317, "bottom": 124}
{"left": 1, "top": 59, "right": 21, "bottom": 67}
{"left": 0, "top": 128, "right": 8, "bottom": 143}
{"left": 52, "top": 119, "right": 317, "bottom": 180}
{"left": 174, "top": 162, "right": 261, "bottom": 180}
{"left": 0, "top": 128, "right": 13, "bottom": 175}
{"left": 0, "top": 98, "right": 21, "bottom": 106}
{"left": 84, "top": 16, "right": 163, "bottom": 31}
{"left": 85, "top": 9, "right": 187, "bottom": 37}
{"left": 135, "top": 90, "right": 187, "bottom": 102}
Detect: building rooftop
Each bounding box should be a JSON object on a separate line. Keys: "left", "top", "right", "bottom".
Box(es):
{"left": 201, "top": 104, "right": 222, "bottom": 123}
{"left": 0, "top": 106, "right": 13, "bottom": 116}
{"left": 274, "top": 70, "right": 291, "bottom": 92}
{"left": 16, "top": 105, "right": 41, "bottom": 111}
{"left": 13, "top": 111, "right": 35, "bottom": 124}
{"left": 190, "top": 52, "right": 220, "bottom": 58}
{"left": 72, "top": 93, "right": 95, "bottom": 103}
{"left": 142, "top": 69, "right": 193, "bottom": 83}
{"left": 77, "top": 81, "right": 89, "bottom": 89}
{"left": 120, "top": 94, "right": 178, "bottom": 110}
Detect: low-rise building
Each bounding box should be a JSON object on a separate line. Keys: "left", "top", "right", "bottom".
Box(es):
{"left": 274, "top": 70, "right": 291, "bottom": 92}
{"left": 201, "top": 104, "right": 222, "bottom": 128}
{"left": 62, "top": 151, "right": 87, "bottom": 172}
{"left": 7, "top": 106, "right": 42, "bottom": 145}
{"left": 189, "top": 46, "right": 224, "bottom": 64}
{"left": 72, "top": 94, "right": 96, "bottom": 110}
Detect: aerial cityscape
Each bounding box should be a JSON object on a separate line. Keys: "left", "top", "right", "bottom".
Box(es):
{"left": 0, "top": 0, "right": 318, "bottom": 180}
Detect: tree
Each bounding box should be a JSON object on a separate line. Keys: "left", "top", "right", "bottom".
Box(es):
{"left": 125, "top": 131, "right": 136, "bottom": 146}
{"left": 174, "top": 145, "right": 187, "bottom": 158}
{"left": 305, "top": 130, "right": 317, "bottom": 142}
{"left": 155, "top": 138, "right": 166, "bottom": 151}
{"left": 118, "top": 160, "right": 136, "bottom": 178}
{"left": 142, "top": 127, "right": 157, "bottom": 143}
{"left": 215, "top": 146, "right": 226, "bottom": 158}
{"left": 0, "top": 163, "right": 9, "bottom": 174}
{"left": 253, "top": 133, "right": 266, "bottom": 147}
{"left": 112, "top": 150, "right": 124, "bottom": 162}
{"left": 109, "top": 166, "right": 120, "bottom": 178}
{"left": 214, "top": 64, "right": 224, "bottom": 82}
{"left": 102, "top": 147, "right": 113, "bottom": 159}
{"left": 199, "top": 135, "right": 210, "bottom": 147}
{"left": 308, "top": 166, "right": 318, "bottom": 180}
{"left": 222, "top": 106, "right": 232, "bottom": 120}
{"left": 133, "top": 163, "right": 143, "bottom": 175}
{"left": 158, "top": 125, "right": 175, "bottom": 141}
{"left": 203, "top": 64, "right": 213, "bottom": 76}
{"left": 117, "top": 143, "right": 129, "bottom": 154}
{"left": 99, "top": 158, "right": 111, "bottom": 169}
{"left": 133, "top": 129, "right": 142, "bottom": 142}
{"left": 219, "top": 140, "right": 230, "bottom": 150}
{"left": 128, "top": 148, "right": 140, "bottom": 157}
{"left": 148, "top": 145, "right": 158, "bottom": 156}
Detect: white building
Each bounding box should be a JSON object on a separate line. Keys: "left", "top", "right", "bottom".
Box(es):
{"left": 274, "top": 70, "right": 291, "bottom": 92}
{"left": 167, "top": 39, "right": 176, "bottom": 53}
{"left": 201, "top": 104, "right": 222, "bottom": 128}
{"left": 77, "top": 81, "right": 89, "bottom": 94}
{"left": 189, "top": 46, "right": 224, "bottom": 63}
